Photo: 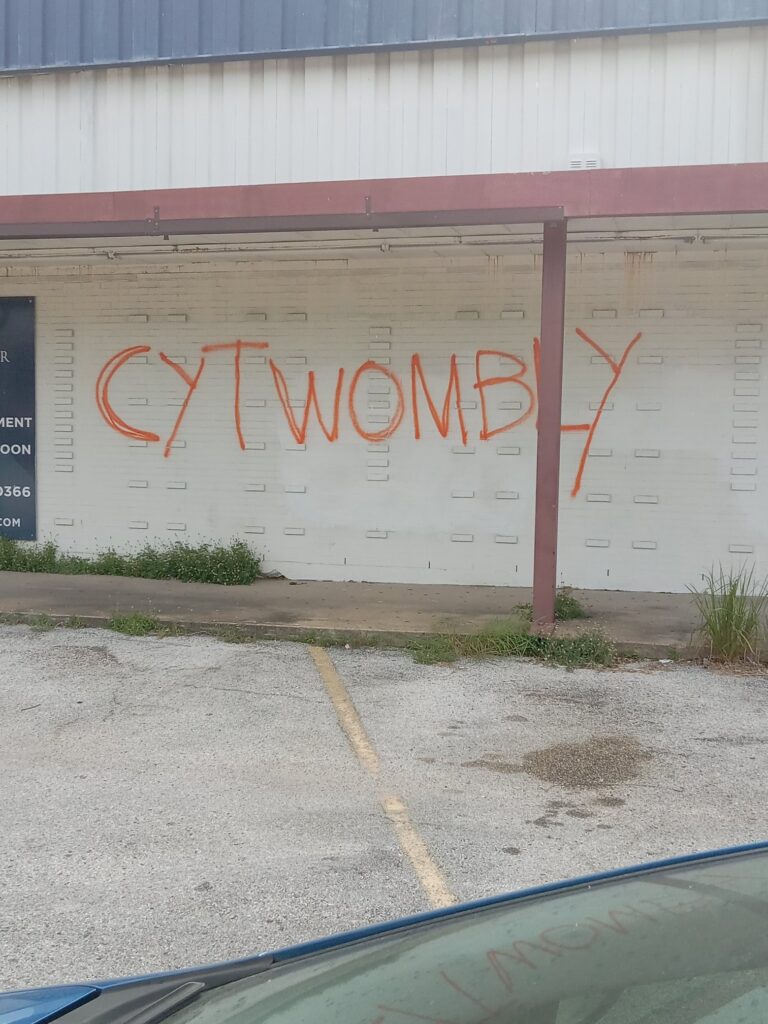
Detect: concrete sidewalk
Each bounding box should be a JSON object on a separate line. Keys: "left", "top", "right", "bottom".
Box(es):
{"left": 0, "top": 571, "right": 698, "bottom": 654}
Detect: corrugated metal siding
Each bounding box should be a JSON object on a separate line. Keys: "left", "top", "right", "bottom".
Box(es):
{"left": 0, "top": 0, "right": 767, "bottom": 73}
{"left": 1, "top": 28, "right": 766, "bottom": 195}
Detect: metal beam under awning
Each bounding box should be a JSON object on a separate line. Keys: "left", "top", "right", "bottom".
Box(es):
{"left": 1, "top": 163, "right": 767, "bottom": 623}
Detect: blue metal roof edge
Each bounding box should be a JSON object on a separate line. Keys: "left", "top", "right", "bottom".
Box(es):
{"left": 1, "top": 0, "right": 768, "bottom": 76}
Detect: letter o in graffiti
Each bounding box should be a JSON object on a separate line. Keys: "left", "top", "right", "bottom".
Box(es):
{"left": 348, "top": 360, "right": 405, "bottom": 442}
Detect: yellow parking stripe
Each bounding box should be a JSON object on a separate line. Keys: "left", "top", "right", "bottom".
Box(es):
{"left": 381, "top": 795, "right": 457, "bottom": 908}
{"left": 309, "top": 645, "right": 456, "bottom": 909}
{"left": 309, "top": 646, "right": 380, "bottom": 777}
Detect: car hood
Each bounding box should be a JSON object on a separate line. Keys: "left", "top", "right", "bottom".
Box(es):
{"left": 0, "top": 987, "right": 98, "bottom": 1024}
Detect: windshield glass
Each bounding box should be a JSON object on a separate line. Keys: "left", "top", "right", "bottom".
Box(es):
{"left": 170, "top": 849, "right": 768, "bottom": 1024}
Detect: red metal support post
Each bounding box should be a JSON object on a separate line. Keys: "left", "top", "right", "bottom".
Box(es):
{"left": 532, "top": 220, "right": 568, "bottom": 628}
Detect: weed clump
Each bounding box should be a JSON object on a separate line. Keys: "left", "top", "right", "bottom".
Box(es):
{"left": 0, "top": 538, "right": 261, "bottom": 586}
{"left": 689, "top": 565, "right": 768, "bottom": 662}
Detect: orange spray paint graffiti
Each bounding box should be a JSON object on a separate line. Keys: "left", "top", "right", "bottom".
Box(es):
{"left": 201, "top": 341, "right": 270, "bottom": 450}
{"left": 411, "top": 353, "right": 468, "bottom": 446}
{"left": 348, "top": 360, "right": 406, "bottom": 442}
{"left": 569, "top": 328, "right": 643, "bottom": 497}
{"left": 95, "top": 329, "right": 642, "bottom": 497}
{"left": 270, "top": 361, "right": 345, "bottom": 444}
{"left": 474, "top": 350, "right": 536, "bottom": 440}
{"left": 159, "top": 353, "right": 206, "bottom": 458}
{"left": 95, "top": 346, "right": 161, "bottom": 443}
{"left": 532, "top": 330, "right": 643, "bottom": 495}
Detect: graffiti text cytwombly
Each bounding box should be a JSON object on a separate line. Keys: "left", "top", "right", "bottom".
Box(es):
{"left": 96, "top": 329, "right": 642, "bottom": 498}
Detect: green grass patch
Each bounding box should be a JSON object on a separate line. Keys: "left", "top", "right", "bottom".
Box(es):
{"left": 518, "top": 587, "right": 589, "bottom": 622}
{"left": 408, "top": 619, "right": 615, "bottom": 668}
{"left": 0, "top": 612, "right": 24, "bottom": 626}
{"left": 453, "top": 618, "right": 542, "bottom": 659}
{"left": 0, "top": 538, "right": 261, "bottom": 586}
{"left": 410, "top": 634, "right": 460, "bottom": 664}
{"left": 554, "top": 588, "right": 588, "bottom": 621}
{"left": 544, "top": 631, "right": 616, "bottom": 669}
{"left": 0, "top": 603, "right": 616, "bottom": 667}
{"left": 300, "top": 630, "right": 392, "bottom": 651}
{"left": 689, "top": 565, "right": 768, "bottom": 662}
{"left": 107, "top": 613, "right": 161, "bottom": 636}
{"left": 30, "top": 613, "right": 55, "bottom": 632}
{"left": 156, "top": 623, "right": 187, "bottom": 638}
{"left": 211, "top": 626, "right": 253, "bottom": 644}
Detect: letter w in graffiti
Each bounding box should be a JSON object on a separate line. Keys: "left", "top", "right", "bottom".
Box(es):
{"left": 270, "top": 361, "right": 345, "bottom": 443}
{"left": 534, "top": 329, "right": 642, "bottom": 496}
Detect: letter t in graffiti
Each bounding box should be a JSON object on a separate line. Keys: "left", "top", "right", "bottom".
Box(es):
{"left": 201, "top": 340, "right": 270, "bottom": 449}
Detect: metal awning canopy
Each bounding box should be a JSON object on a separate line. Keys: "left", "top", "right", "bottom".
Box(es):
{"left": 0, "top": 164, "right": 766, "bottom": 239}
{"left": 3, "top": 161, "right": 767, "bottom": 624}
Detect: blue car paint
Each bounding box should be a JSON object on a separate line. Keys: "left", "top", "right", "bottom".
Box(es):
{"left": 4, "top": 839, "right": 768, "bottom": 1024}
{"left": 0, "top": 988, "right": 98, "bottom": 1024}
{"left": 268, "top": 838, "right": 768, "bottom": 963}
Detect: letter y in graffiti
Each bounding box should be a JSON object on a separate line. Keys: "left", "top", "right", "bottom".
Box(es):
{"left": 159, "top": 353, "right": 206, "bottom": 458}
{"left": 534, "top": 329, "right": 642, "bottom": 496}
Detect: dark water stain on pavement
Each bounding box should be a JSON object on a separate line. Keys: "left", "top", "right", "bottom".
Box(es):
{"left": 521, "top": 735, "right": 651, "bottom": 789}
{"left": 49, "top": 645, "right": 120, "bottom": 667}
{"left": 462, "top": 735, "right": 650, "bottom": 789}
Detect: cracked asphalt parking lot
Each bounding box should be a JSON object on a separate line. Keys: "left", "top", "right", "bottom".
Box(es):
{"left": 2, "top": 625, "right": 767, "bottom": 989}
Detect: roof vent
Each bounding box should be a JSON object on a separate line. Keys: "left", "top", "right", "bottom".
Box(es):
{"left": 569, "top": 153, "right": 601, "bottom": 170}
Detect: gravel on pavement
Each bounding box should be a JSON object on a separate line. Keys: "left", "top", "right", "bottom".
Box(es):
{"left": 1, "top": 625, "right": 766, "bottom": 990}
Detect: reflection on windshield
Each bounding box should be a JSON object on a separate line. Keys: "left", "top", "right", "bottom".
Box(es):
{"left": 172, "top": 850, "right": 768, "bottom": 1024}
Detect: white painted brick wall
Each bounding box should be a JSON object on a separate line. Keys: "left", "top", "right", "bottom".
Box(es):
{"left": 2, "top": 246, "right": 765, "bottom": 592}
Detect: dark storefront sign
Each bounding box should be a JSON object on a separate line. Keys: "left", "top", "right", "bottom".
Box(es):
{"left": 0, "top": 298, "right": 36, "bottom": 540}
